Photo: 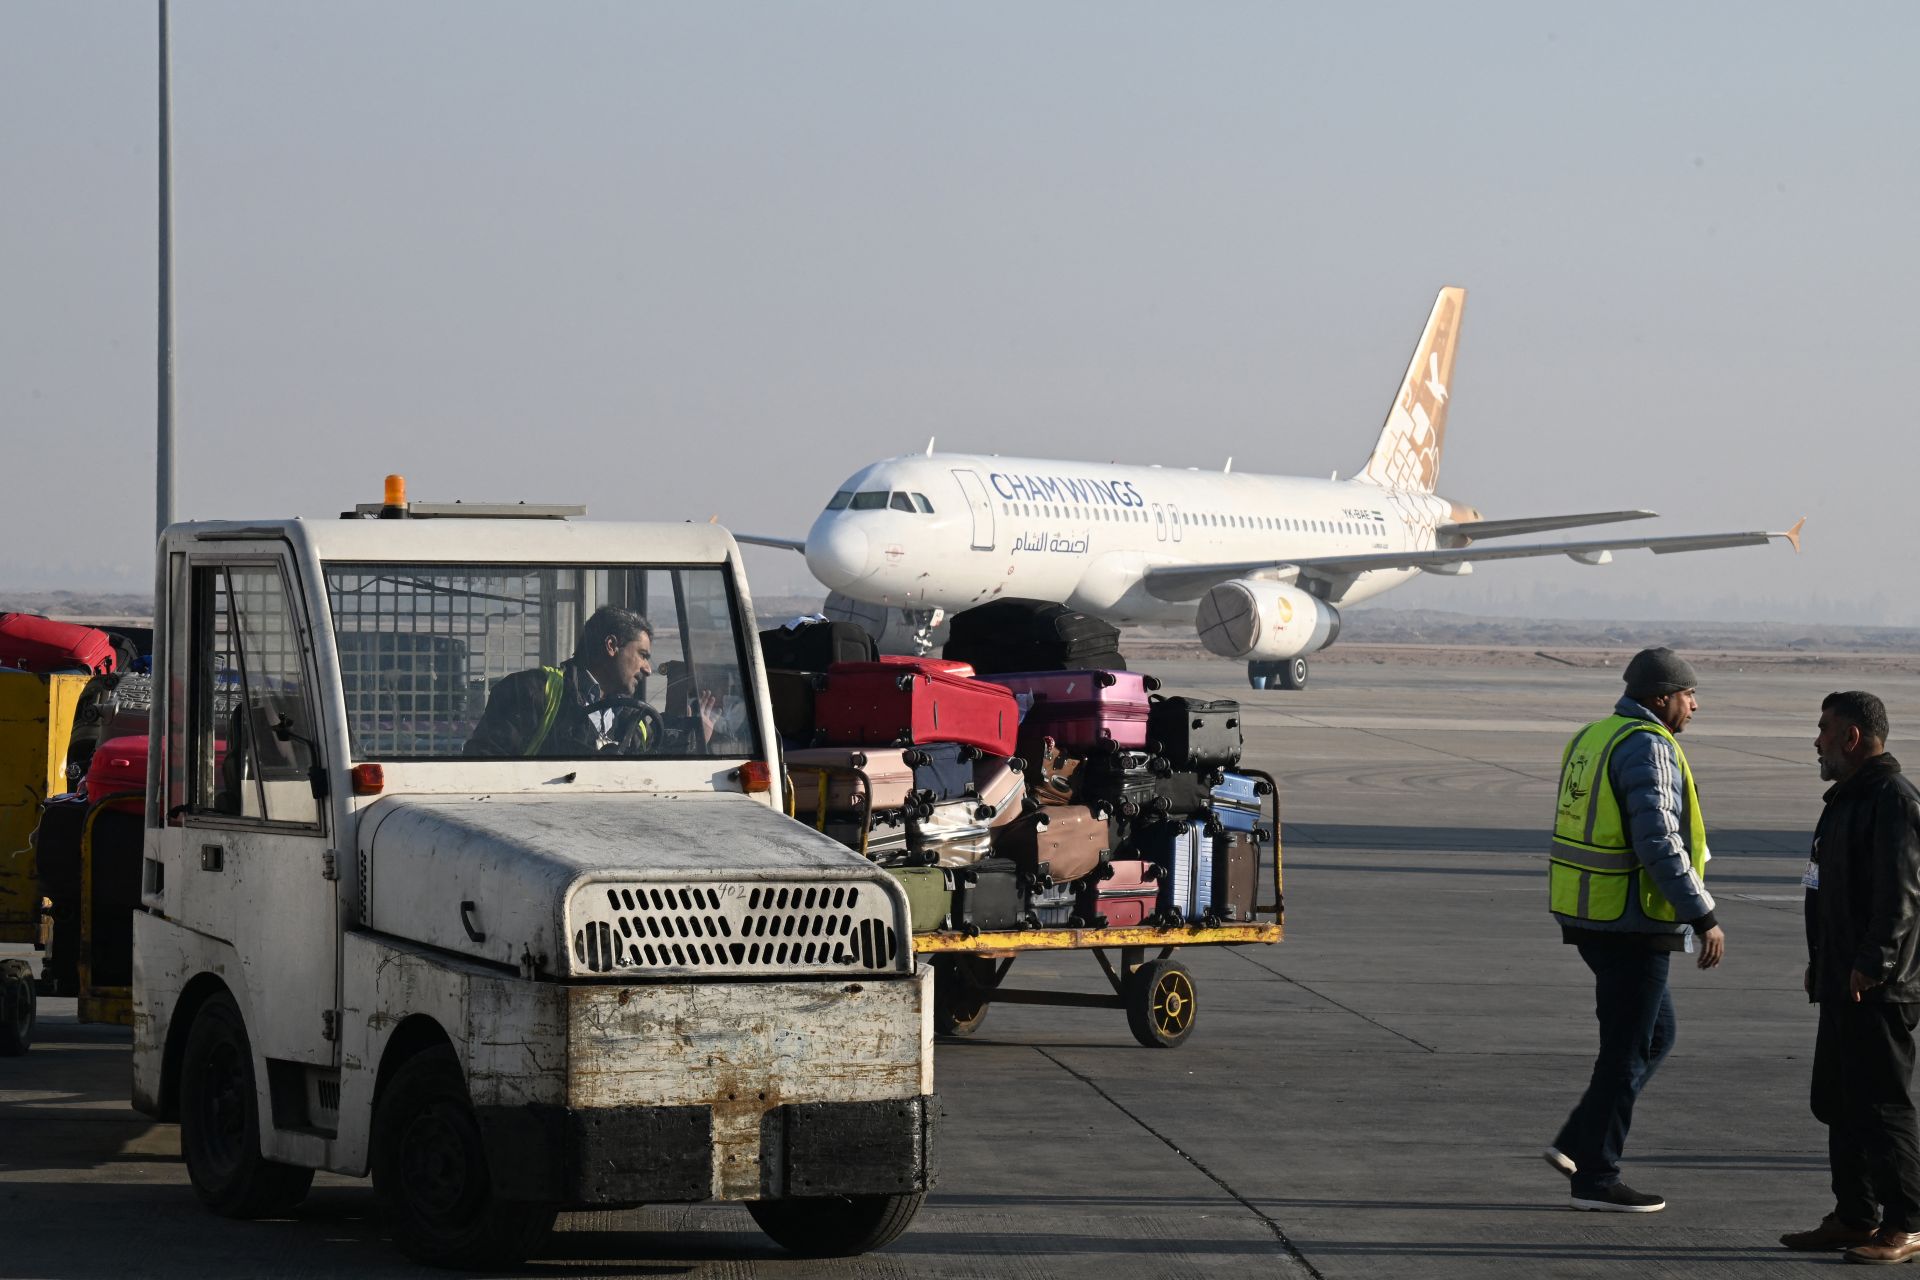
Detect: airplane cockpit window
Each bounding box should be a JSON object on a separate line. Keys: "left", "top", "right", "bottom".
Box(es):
{"left": 889, "top": 492, "right": 915, "bottom": 513}
{"left": 912, "top": 493, "right": 934, "bottom": 513}
{"left": 850, "top": 491, "right": 888, "bottom": 511}
{"left": 826, "top": 491, "right": 853, "bottom": 511}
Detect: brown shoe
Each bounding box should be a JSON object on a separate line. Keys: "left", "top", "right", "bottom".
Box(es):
{"left": 1845, "top": 1227, "right": 1920, "bottom": 1264}
{"left": 1782, "top": 1214, "right": 1880, "bottom": 1251}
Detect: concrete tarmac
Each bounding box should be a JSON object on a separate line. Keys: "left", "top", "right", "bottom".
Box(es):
{"left": 3, "top": 656, "right": 1911, "bottom": 1278}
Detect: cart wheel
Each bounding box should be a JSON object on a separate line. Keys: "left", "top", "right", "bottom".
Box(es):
{"left": 750, "top": 1190, "right": 926, "bottom": 1256}
{"left": 0, "top": 965, "right": 35, "bottom": 1056}
{"left": 372, "top": 1044, "right": 556, "bottom": 1268}
{"left": 179, "top": 993, "right": 315, "bottom": 1216}
{"left": 933, "top": 955, "right": 998, "bottom": 1037}
{"left": 1125, "top": 957, "right": 1197, "bottom": 1048}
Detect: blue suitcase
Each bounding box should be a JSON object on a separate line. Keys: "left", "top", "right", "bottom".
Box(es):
{"left": 908, "top": 742, "right": 978, "bottom": 806}
{"left": 1208, "top": 771, "right": 1273, "bottom": 838}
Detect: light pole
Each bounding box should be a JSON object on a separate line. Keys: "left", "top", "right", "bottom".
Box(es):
{"left": 156, "top": 0, "right": 175, "bottom": 538}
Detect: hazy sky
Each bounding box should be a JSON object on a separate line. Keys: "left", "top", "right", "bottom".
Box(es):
{"left": 3, "top": 2, "right": 1914, "bottom": 623}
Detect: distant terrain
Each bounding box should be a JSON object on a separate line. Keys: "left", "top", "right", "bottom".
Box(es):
{"left": 10, "top": 591, "right": 1917, "bottom": 675}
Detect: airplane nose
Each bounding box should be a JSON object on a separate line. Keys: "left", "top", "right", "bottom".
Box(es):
{"left": 806, "top": 519, "right": 872, "bottom": 591}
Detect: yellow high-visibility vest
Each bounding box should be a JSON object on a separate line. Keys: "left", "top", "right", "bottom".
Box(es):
{"left": 1549, "top": 714, "right": 1707, "bottom": 923}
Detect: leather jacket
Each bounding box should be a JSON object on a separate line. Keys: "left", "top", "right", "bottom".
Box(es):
{"left": 1807, "top": 754, "right": 1920, "bottom": 1004}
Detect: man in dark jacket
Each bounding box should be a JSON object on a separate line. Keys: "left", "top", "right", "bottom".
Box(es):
{"left": 1781, "top": 691, "right": 1920, "bottom": 1262}
{"left": 464, "top": 607, "right": 711, "bottom": 757}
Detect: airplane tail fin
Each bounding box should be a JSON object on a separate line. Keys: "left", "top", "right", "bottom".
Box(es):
{"left": 1357, "top": 286, "right": 1465, "bottom": 494}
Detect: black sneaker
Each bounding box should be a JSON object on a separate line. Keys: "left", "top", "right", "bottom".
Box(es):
{"left": 1571, "top": 1183, "right": 1665, "bottom": 1213}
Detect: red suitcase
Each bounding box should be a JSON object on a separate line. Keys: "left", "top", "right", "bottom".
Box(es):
{"left": 815, "top": 664, "right": 1018, "bottom": 755}
{"left": 85, "top": 735, "right": 150, "bottom": 813}
{"left": 1000, "top": 669, "right": 1157, "bottom": 754}
{"left": 0, "top": 613, "right": 117, "bottom": 675}
{"left": 990, "top": 804, "right": 1108, "bottom": 883}
{"left": 1087, "top": 858, "right": 1159, "bottom": 928}
{"left": 870, "top": 655, "right": 976, "bottom": 678}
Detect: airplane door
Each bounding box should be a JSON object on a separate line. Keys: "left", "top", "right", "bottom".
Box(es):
{"left": 1167, "top": 502, "right": 1184, "bottom": 543}
{"left": 951, "top": 469, "right": 996, "bottom": 551}
{"left": 1152, "top": 503, "right": 1167, "bottom": 542}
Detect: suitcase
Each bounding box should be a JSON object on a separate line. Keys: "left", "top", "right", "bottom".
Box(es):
{"left": 1151, "top": 768, "right": 1223, "bottom": 820}
{"left": 815, "top": 664, "right": 1018, "bottom": 755}
{"left": 759, "top": 619, "right": 877, "bottom": 672}
{"left": 907, "top": 742, "right": 978, "bottom": 804}
{"left": 1208, "top": 770, "right": 1273, "bottom": 837}
{"left": 998, "top": 669, "right": 1158, "bottom": 753}
{"left": 874, "top": 655, "right": 975, "bottom": 678}
{"left": 1029, "top": 879, "right": 1085, "bottom": 927}
{"left": 970, "top": 754, "right": 1028, "bottom": 827}
{"left": 1082, "top": 858, "right": 1160, "bottom": 929}
{"left": 907, "top": 800, "right": 996, "bottom": 868}
{"left": 1027, "top": 736, "right": 1086, "bottom": 806}
{"left": 950, "top": 857, "right": 1040, "bottom": 934}
{"left": 84, "top": 735, "right": 149, "bottom": 814}
{"left": 990, "top": 804, "right": 1107, "bottom": 883}
{"left": 1147, "top": 696, "right": 1244, "bottom": 770}
{"left": 943, "top": 600, "right": 1125, "bottom": 675}
{"left": 0, "top": 614, "right": 118, "bottom": 675}
{"left": 882, "top": 865, "right": 954, "bottom": 934}
{"left": 1072, "top": 753, "right": 1173, "bottom": 822}
{"left": 785, "top": 749, "right": 919, "bottom": 815}
{"left": 821, "top": 818, "right": 910, "bottom": 862}
{"left": 1209, "top": 830, "right": 1260, "bottom": 924}
{"left": 768, "top": 670, "right": 820, "bottom": 744}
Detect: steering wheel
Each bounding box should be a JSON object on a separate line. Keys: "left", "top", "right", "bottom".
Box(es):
{"left": 584, "top": 696, "right": 664, "bottom": 756}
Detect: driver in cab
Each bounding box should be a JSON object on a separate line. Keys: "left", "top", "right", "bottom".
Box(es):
{"left": 464, "top": 606, "right": 716, "bottom": 757}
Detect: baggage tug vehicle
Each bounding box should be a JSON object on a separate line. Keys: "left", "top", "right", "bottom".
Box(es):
{"left": 129, "top": 493, "right": 934, "bottom": 1267}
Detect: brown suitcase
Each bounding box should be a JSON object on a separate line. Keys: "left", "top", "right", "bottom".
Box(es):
{"left": 991, "top": 804, "right": 1108, "bottom": 883}
{"left": 1027, "top": 736, "right": 1086, "bottom": 807}
{"left": 1211, "top": 830, "right": 1260, "bottom": 923}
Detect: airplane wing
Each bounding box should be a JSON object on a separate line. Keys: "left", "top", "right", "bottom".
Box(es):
{"left": 1437, "top": 509, "right": 1655, "bottom": 541}
{"left": 1143, "top": 518, "right": 1806, "bottom": 601}
{"left": 732, "top": 533, "right": 807, "bottom": 552}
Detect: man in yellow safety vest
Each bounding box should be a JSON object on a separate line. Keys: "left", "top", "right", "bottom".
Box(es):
{"left": 464, "top": 606, "right": 665, "bottom": 757}
{"left": 1544, "top": 647, "right": 1726, "bottom": 1213}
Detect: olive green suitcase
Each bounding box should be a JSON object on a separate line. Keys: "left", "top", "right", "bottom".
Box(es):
{"left": 883, "top": 865, "right": 953, "bottom": 934}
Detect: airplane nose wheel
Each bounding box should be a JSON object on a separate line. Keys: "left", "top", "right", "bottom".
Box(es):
{"left": 1248, "top": 658, "right": 1308, "bottom": 691}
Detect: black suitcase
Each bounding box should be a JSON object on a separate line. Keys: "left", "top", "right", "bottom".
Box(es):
{"left": 768, "top": 670, "right": 820, "bottom": 744}
{"left": 1148, "top": 696, "right": 1244, "bottom": 770}
{"left": 1149, "top": 767, "right": 1224, "bottom": 821}
{"left": 1072, "top": 754, "right": 1173, "bottom": 822}
{"left": 759, "top": 620, "right": 877, "bottom": 672}
{"left": 943, "top": 600, "right": 1125, "bottom": 675}
{"left": 951, "top": 857, "right": 1041, "bottom": 933}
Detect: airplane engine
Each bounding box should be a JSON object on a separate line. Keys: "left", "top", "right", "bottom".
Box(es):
{"left": 1195, "top": 580, "right": 1341, "bottom": 661}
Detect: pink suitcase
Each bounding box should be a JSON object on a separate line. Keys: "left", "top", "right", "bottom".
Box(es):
{"left": 815, "top": 664, "right": 1018, "bottom": 755}
{"left": 0, "top": 613, "right": 117, "bottom": 675}
{"left": 990, "top": 804, "right": 1108, "bottom": 883}
{"left": 999, "top": 669, "right": 1158, "bottom": 753}
{"left": 784, "top": 747, "right": 918, "bottom": 814}
{"left": 1090, "top": 858, "right": 1160, "bottom": 928}
{"left": 971, "top": 754, "right": 1028, "bottom": 827}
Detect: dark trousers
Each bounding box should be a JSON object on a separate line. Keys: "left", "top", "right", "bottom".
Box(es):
{"left": 1554, "top": 941, "right": 1675, "bottom": 1195}
{"left": 1813, "top": 999, "right": 1920, "bottom": 1231}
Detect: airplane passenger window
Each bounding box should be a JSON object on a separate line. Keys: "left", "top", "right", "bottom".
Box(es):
{"left": 912, "top": 493, "right": 934, "bottom": 513}
{"left": 827, "top": 491, "right": 853, "bottom": 511}
{"left": 851, "top": 491, "right": 888, "bottom": 511}
{"left": 889, "top": 493, "right": 915, "bottom": 513}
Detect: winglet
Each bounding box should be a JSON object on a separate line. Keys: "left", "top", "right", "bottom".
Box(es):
{"left": 708, "top": 514, "right": 719, "bottom": 524}
{"left": 1782, "top": 516, "right": 1806, "bottom": 553}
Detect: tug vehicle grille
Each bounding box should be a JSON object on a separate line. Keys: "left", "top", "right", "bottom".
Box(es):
{"left": 570, "top": 880, "right": 903, "bottom": 976}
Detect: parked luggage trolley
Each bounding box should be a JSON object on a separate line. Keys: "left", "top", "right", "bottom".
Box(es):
{"left": 788, "top": 761, "right": 1283, "bottom": 1049}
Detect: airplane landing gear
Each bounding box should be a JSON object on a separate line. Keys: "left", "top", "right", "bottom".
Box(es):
{"left": 1248, "top": 657, "right": 1310, "bottom": 691}
{"left": 903, "top": 609, "right": 939, "bottom": 657}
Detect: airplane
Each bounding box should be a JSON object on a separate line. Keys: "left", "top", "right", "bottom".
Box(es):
{"left": 737, "top": 287, "right": 1804, "bottom": 690}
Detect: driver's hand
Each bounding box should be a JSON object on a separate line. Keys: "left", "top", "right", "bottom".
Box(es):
{"left": 694, "top": 689, "right": 721, "bottom": 744}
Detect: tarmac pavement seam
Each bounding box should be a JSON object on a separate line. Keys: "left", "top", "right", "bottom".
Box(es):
{"left": 1224, "top": 949, "right": 1439, "bottom": 1053}
{"left": 1031, "top": 1044, "right": 1323, "bottom": 1279}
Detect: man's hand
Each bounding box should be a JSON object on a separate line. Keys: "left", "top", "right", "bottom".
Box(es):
{"left": 1697, "top": 925, "right": 1725, "bottom": 970}
{"left": 1851, "top": 968, "right": 1882, "bottom": 1002}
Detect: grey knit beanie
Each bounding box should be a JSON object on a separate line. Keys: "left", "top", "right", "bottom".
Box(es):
{"left": 1623, "top": 647, "right": 1697, "bottom": 698}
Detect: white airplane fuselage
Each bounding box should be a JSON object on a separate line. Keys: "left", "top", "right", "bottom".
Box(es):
{"left": 804, "top": 454, "right": 1464, "bottom": 624}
